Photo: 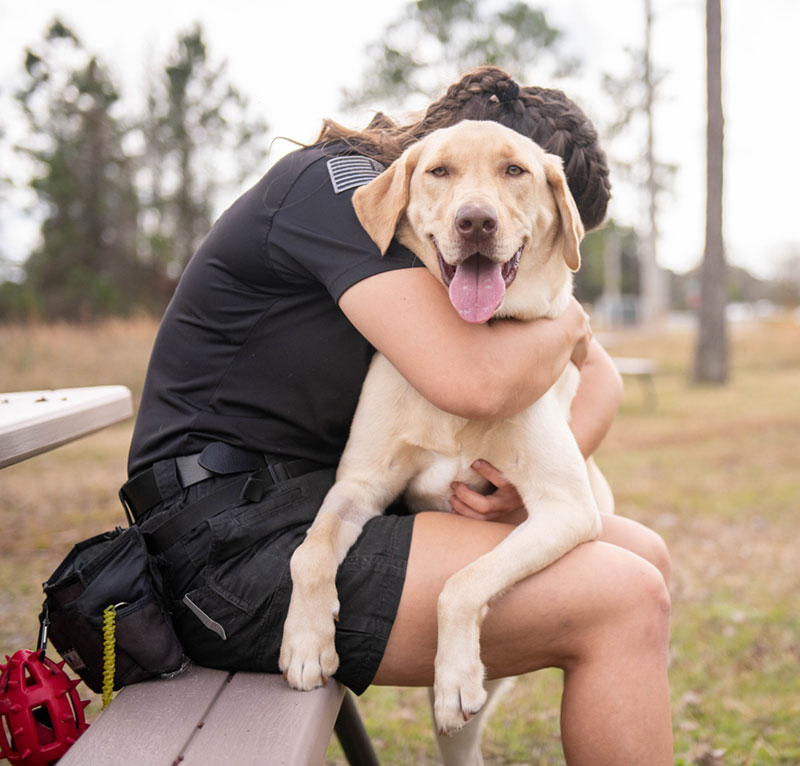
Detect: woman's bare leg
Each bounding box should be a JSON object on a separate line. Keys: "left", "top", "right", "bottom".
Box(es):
{"left": 599, "top": 513, "right": 671, "bottom": 584}
{"left": 373, "top": 511, "right": 673, "bottom": 766}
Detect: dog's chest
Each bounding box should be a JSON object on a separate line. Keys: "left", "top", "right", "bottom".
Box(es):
{"left": 356, "top": 353, "right": 581, "bottom": 512}
{"left": 377, "top": 356, "right": 580, "bottom": 512}
{"left": 385, "top": 357, "right": 580, "bottom": 451}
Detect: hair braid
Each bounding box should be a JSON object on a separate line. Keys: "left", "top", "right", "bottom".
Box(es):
{"left": 518, "top": 86, "right": 611, "bottom": 230}
{"left": 315, "top": 66, "right": 611, "bottom": 229}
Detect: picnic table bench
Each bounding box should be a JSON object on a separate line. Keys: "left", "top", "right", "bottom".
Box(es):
{"left": 1, "top": 386, "right": 378, "bottom": 765}
{"left": 58, "top": 663, "right": 375, "bottom": 766}
{"left": 592, "top": 332, "right": 658, "bottom": 410}
{"left": 612, "top": 356, "right": 657, "bottom": 409}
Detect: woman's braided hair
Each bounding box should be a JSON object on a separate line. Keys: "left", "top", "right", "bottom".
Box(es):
{"left": 316, "top": 66, "right": 611, "bottom": 230}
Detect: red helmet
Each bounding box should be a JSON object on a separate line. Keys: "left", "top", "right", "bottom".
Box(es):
{"left": 0, "top": 649, "right": 90, "bottom": 765}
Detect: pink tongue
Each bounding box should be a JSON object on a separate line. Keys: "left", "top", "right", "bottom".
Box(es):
{"left": 448, "top": 254, "right": 506, "bottom": 323}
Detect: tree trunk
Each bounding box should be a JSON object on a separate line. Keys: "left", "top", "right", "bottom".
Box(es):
{"left": 693, "top": 0, "right": 728, "bottom": 383}
{"left": 639, "top": 0, "right": 668, "bottom": 325}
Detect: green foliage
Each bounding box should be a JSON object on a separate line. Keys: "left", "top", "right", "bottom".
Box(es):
{"left": 343, "top": 0, "right": 577, "bottom": 111}
{"left": 2, "top": 18, "right": 268, "bottom": 320}
{"left": 12, "top": 20, "right": 142, "bottom": 320}
{"left": 0, "top": 280, "right": 39, "bottom": 321}
{"left": 138, "top": 25, "right": 268, "bottom": 281}
{"left": 576, "top": 220, "right": 640, "bottom": 303}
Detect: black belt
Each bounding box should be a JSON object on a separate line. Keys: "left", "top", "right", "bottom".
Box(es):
{"left": 120, "top": 442, "right": 326, "bottom": 525}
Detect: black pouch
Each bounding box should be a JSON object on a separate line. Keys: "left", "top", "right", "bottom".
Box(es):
{"left": 41, "top": 525, "right": 185, "bottom": 693}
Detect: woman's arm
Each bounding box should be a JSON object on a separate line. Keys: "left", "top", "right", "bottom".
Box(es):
{"left": 569, "top": 339, "right": 623, "bottom": 458}
{"left": 339, "top": 268, "right": 591, "bottom": 421}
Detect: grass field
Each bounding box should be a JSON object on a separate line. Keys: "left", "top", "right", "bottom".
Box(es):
{"left": 1, "top": 314, "right": 798, "bottom": 765}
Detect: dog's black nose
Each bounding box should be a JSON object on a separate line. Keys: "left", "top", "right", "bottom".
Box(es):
{"left": 455, "top": 204, "right": 498, "bottom": 242}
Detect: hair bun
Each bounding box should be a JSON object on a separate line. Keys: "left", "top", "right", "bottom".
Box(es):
{"left": 498, "top": 80, "right": 520, "bottom": 104}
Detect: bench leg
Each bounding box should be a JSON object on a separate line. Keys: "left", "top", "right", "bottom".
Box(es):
{"left": 334, "top": 690, "right": 380, "bottom": 766}
{"left": 640, "top": 374, "right": 657, "bottom": 411}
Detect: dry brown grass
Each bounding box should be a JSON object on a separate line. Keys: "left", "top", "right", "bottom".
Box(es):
{"left": 1, "top": 313, "right": 799, "bottom": 764}
{"left": 1, "top": 316, "right": 158, "bottom": 403}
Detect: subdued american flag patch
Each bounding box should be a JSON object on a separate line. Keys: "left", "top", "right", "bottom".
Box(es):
{"left": 327, "top": 156, "right": 385, "bottom": 194}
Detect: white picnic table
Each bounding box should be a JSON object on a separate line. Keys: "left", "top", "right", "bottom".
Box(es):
{"left": 0, "top": 385, "right": 133, "bottom": 469}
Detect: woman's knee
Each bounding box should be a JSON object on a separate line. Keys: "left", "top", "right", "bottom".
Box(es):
{"left": 600, "top": 515, "right": 672, "bottom": 585}
{"left": 565, "top": 545, "right": 671, "bottom": 670}
{"left": 638, "top": 526, "right": 672, "bottom": 585}
{"left": 633, "top": 557, "right": 671, "bottom": 640}
{"left": 606, "top": 552, "right": 671, "bottom": 658}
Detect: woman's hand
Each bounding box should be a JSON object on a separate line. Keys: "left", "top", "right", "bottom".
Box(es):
{"left": 565, "top": 297, "right": 593, "bottom": 369}
{"left": 449, "top": 460, "right": 527, "bottom": 524}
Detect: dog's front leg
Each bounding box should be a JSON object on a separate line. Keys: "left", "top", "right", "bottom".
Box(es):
{"left": 281, "top": 353, "right": 421, "bottom": 690}
{"left": 279, "top": 483, "right": 383, "bottom": 690}
{"left": 433, "top": 493, "right": 601, "bottom": 733}
{"left": 280, "top": 465, "right": 414, "bottom": 692}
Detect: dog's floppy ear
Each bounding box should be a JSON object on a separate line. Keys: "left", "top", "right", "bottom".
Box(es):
{"left": 352, "top": 143, "right": 422, "bottom": 255}
{"left": 544, "top": 155, "right": 584, "bottom": 272}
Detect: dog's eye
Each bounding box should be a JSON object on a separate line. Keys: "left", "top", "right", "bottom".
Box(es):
{"left": 506, "top": 165, "right": 526, "bottom": 176}
{"left": 429, "top": 166, "right": 449, "bottom": 177}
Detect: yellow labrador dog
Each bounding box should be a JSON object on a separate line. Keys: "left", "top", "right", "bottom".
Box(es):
{"left": 279, "top": 120, "right": 612, "bottom": 748}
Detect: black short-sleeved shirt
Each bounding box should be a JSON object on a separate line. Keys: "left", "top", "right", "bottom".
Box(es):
{"left": 128, "top": 144, "right": 421, "bottom": 476}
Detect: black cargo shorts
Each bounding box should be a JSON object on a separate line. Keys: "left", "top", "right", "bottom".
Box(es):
{"left": 147, "top": 466, "right": 414, "bottom": 694}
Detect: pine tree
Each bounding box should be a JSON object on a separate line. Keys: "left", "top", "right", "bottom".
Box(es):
{"left": 343, "top": 0, "right": 576, "bottom": 111}
{"left": 139, "top": 24, "right": 268, "bottom": 292}
{"left": 16, "top": 20, "right": 142, "bottom": 319}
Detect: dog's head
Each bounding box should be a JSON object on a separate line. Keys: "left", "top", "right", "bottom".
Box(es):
{"left": 353, "top": 120, "right": 584, "bottom": 323}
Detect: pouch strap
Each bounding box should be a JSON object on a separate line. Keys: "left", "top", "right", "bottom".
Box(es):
{"left": 142, "top": 476, "right": 251, "bottom": 553}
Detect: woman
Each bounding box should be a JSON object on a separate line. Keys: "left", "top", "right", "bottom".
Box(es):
{"left": 123, "top": 66, "right": 673, "bottom": 764}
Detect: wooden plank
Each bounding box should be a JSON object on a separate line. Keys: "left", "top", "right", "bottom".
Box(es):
{"left": 0, "top": 386, "right": 133, "bottom": 468}
{"left": 180, "top": 672, "right": 344, "bottom": 766}
{"left": 59, "top": 665, "right": 230, "bottom": 765}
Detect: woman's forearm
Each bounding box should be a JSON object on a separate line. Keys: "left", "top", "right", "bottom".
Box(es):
{"left": 569, "top": 340, "right": 623, "bottom": 458}
{"left": 339, "top": 268, "right": 590, "bottom": 420}
{"left": 469, "top": 300, "right": 590, "bottom": 419}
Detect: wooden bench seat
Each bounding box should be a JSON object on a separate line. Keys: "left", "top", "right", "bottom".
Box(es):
{"left": 59, "top": 664, "right": 377, "bottom": 765}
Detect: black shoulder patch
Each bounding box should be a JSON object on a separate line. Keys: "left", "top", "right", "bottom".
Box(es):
{"left": 326, "top": 156, "right": 385, "bottom": 194}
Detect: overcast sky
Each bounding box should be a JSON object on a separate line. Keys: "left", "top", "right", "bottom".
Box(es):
{"left": 1, "top": 0, "right": 798, "bottom": 279}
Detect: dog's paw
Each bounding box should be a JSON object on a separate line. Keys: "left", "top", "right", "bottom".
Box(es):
{"left": 279, "top": 597, "right": 340, "bottom": 691}
{"left": 433, "top": 663, "right": 488, "bottom": 735}
{"left": 279, "top": 625, "right": 339, "bottom": 690}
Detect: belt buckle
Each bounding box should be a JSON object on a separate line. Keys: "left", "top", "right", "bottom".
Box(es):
{"left": 267, "top": 462, "right": 290, "bottom": 484}
{"left": 119, "top": 487, "right": 136, "bottom": 525}
{"left": 239, "top": 461, "right": 289, "bottom": 503}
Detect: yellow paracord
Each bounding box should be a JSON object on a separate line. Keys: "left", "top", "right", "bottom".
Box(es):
{"left": 101, "top": 604, "right": 116, "bottom": 709}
